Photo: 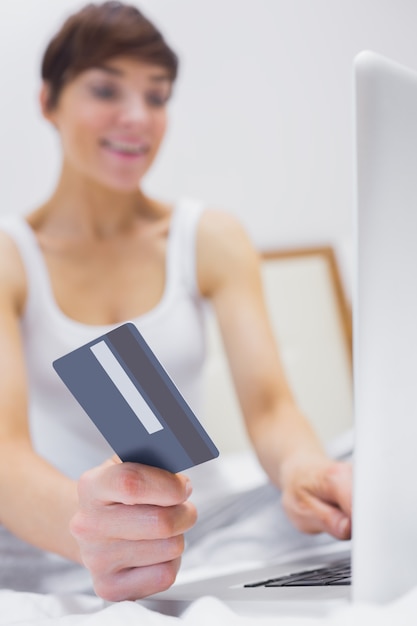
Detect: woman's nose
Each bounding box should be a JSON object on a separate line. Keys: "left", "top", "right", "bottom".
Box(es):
{"left": 119, "top": 94, "right": 149, "bottom": 126}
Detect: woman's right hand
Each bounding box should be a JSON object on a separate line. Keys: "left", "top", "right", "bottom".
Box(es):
{"left": 70, "top": 457, "right": 197, "bottom": 601}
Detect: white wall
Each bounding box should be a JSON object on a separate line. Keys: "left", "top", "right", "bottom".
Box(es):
{"left": 1, "top": 0, "right": 416, "bottom": 264}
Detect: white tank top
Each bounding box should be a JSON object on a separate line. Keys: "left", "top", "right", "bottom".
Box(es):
{"left": 0, "top": 198, "right": 208, "bottom": 480}
{"left": 0, "top": 199, "right": 229, "bottom": 593}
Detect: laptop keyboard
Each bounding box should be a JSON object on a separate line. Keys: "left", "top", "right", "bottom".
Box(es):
{"left": 244, "top": 557, "right": 351, "bottom": 588}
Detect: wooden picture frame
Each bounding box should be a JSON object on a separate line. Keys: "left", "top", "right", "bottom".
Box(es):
{"left": 261, "top": 246, "right": 352, "bottom": 363}
{"left": 202, "top": 245, "right": 353, "bottom": 454}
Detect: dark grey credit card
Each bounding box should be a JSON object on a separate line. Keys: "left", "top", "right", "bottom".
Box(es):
{"left": 53, "top": 322, "right": 219, "bottom": 473}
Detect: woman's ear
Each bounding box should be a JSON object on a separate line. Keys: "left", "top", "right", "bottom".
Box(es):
{"left": 39, "top": 82, "right": 57, "bottom": 126}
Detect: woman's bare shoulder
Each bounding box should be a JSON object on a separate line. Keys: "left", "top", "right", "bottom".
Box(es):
{"left": 197, "top": 208, "right": 261, "bottom": 295}
{"left": 198, "top": 208, "right": 256, "bottom": 257}
{"left": 0, "top": 229, "right": 27, "bottom": 313}
{"left": 199, "top": 207, "right": 246, "bottom": 235}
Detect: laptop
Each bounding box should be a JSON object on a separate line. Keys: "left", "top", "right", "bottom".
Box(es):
{"left": 143, "top": 50, "right": 417, "bottom": 616}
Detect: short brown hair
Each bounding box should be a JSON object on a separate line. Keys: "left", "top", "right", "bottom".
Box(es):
{"left": 41, "top": 1, "right": 179, "bottom": 109}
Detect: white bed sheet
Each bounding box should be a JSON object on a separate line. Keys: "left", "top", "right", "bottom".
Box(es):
{"left": 1, "top": 587, "right": 417, "bottom": 626}
{"left": 4, "top": 432, "right": 414, "bottom": 625}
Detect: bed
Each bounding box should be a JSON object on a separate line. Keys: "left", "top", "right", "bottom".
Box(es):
{"left": 3, "top": 246, "right": 413, "bottom": 624}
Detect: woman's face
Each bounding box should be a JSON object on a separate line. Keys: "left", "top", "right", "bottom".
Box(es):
{"left": 42, "top": 57, "right": 172, "bottom": 192}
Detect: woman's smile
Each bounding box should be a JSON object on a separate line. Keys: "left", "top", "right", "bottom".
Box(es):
{"left": 100, "top": 137, "right": 150, "bottom": 160}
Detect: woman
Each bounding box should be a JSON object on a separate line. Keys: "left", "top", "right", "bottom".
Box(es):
{"left": 0, "top": 1, "right": 351, "bottom": 601}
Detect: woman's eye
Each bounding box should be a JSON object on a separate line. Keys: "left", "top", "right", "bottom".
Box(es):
{"left": 146, "top": 92, "right": 169, "bottom": 107}
{"left": 90, "top": 85, "right": 119, "bottom": 100}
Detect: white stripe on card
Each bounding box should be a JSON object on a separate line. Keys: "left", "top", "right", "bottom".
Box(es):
{"left": 90, "top": 340, "right": 164, "bottom": 434}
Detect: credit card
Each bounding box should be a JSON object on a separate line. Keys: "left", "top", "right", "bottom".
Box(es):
{"left": 53, "top": 322, "right": 219, "bottom": 473}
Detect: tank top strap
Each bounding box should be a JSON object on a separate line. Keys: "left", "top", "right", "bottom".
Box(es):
{"left": 169, "top": 198, "right": 206, "bottom": 298}
{"left": 0, "top": 214, "right": 51, "bottom": 321}
{"left": 0, "top": 201, "right": 207, "bottom": 326}
{"left": 0, "top": 214, "right": 36, "bottom": 266}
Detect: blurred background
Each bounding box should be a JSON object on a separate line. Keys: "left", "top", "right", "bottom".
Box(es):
{"left": 1, "top": 1, "right": 417, "bottom": 278}
{"left": 1, "top": 0, "right": 415, "bottom": 449}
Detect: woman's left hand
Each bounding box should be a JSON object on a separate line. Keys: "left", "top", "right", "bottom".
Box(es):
{"left": 280, "top": 457, "right": 352, "bottom": 540}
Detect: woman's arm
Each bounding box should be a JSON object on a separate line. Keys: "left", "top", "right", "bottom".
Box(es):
{"left": 0, "top": 232, "right": 196, "bottom": 600}
{"left": 197, "top": 210, "right": 351, "bottom": 540}
{"left": 0, "top": 233, "right": 81, "bottom": 560}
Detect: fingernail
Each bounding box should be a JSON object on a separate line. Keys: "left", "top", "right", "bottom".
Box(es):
{"left": 338, "top": 518, "right": 349, "bottom": 537}
{"left": 185, "top": 479, "right": 193, "bottom": 498}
